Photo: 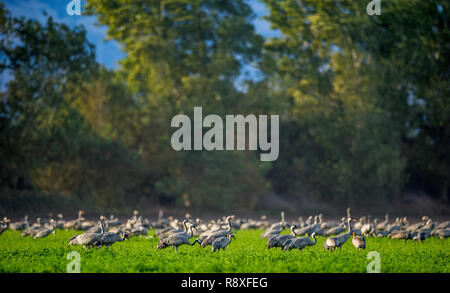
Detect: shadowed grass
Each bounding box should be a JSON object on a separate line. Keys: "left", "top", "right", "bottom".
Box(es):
{"left": 0, "top": 229, "right": 448, "bottom": 273}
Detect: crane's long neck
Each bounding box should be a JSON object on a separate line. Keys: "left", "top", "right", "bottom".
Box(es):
{"left": 311, "top": 234, "right": 317, "bottom": 244}
{"left": 346, "top": 219, "right": 352, "bottom": 234}
{"left": 100, "top": 222, "right": 105, "bottom": 234}
{"left": 183, "top": 221, "right": 189, "bottom": 234}
{"left": 188, "top": 225, "right": 194, "bottom": 237}
{"left": 290, "top": 226, "right": 297, "bottom": 237}
{"left": 227, "top": 217, "right": 232, "bottom": 232}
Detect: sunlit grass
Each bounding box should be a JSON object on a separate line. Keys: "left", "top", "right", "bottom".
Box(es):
{"left": 0, "top": 229, "right": 448, "bottom": 273}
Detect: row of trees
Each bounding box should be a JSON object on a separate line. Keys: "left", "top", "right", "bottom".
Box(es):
{"left": 0, "top": 0, "right": 448, "bottom": 212}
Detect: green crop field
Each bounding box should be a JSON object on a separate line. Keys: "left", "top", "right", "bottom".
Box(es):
{"left": 0, "top": 229, "right": 448, "bottom": 273}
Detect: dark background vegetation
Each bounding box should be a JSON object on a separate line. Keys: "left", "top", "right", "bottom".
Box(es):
{"left": 0, "top": 1, "right": 449, "bottom": 217}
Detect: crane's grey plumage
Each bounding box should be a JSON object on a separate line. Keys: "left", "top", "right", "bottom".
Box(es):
{"left": 0, "top": 217, "right": 9, "bottom": 236}
{"left": 201, "top": 216, "right": 235, "bottom": 247}
{"left": 21, "top": 218, "right": 43, "bottom": 237}
{"left": 323, "top": 218, "right": 354, "bottom": 251}
{"left": 282, "top": 232, "right": 317, "bottom": 251}
{"left": 390, "top": 230, "right": 411, "bottom": 243}
{"left": 94, "top": 232, "right": 129, "bottom": 248}
{"left": 351, "top": 232, "right": 366, "bottom": 250}
{"left": 261, "top": 211, "right": 286, "bottom": 239}
{"left": 212, "top": 233, "right": 235, "bottom": 252}
{"left": 34, "top": 219, "right": 56, "bottom": 239}
{"left": 157, "top": 224, "right": 201, "bottom": 252}
{"left": 267, "top": 225, "right": 297, "bottom": 249}
{"left": 67, "top": 220, "right": 105, "bottom": 248}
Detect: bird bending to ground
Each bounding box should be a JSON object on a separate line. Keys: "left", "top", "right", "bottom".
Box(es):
{"left": 212, "top": 233, "right": 235, "bottom": 252}
{"left": 157, "top": 224, "right": 201, "bottom": 252}
{"left": 67, "top": 220, "right": 105, "bottom": 249}
{"left": 351, "top": 232, "right": 366, "bottom": 251}
{"left": 267, "top": 225, "right": 297, "bottom": 249}
{"left": 34, "top": 219, "right": 56, "bottom": 239}
{"left": 282, "top": 232, "right": 317, "bottom": 251}
{"left": 95, "top": 232, "right": 129, "bottom": 248}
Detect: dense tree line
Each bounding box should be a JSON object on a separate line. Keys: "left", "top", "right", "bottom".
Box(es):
{"left": 0, "top": 1, "right": 448, "bottom": 212}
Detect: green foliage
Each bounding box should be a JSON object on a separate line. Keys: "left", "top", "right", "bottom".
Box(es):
{"left": 0, "top": 229, "right": 448, "bottom": 273}
{"left": 84, "top": 0, "right": 268, "bottom": 209}
{"left": 0, "top": 0, "right": 449, "bottom": 211}
{"left": 259, "top": 0, "right": 448, "bottom": 202}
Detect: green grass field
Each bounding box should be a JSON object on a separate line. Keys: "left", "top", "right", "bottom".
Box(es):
{"left": 0, "top": 229, "right": 448, "bottom": 273}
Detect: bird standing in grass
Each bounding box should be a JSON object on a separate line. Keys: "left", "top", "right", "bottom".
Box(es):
{"left": 95, "top": 232, "right": 129, "bottom": 248}
{"left": 282, "top": 232, "right": 317, "bottom": 251}
{"left": 67, "top": 220, "right": 105, "bottom": 249}
{"left": 323, "top": 217, "right": 354, "bottom": 251}
{"left": 390, "top": 230, "right": 411, "bottom": 243}
{"left": 351, "top": 232, "right": 366, "bottom": 251}
{"left": 0, "top": 217, "right": 9, "bottom": 236}
{"left": 260, "top": 211, "right": 286, "bottom": 239}
{"left": 201, "top": 215, "right": 235, "bottom": 247}
{"left": 157, "top": 224, "right": 201, "bottom": 252}
{"left": 212, "top": 233, "right": 235, "bottom": 252}
{"left": 267, "top": 225, "right": 297, "bottom": 249}
{"left": 34, "top": 219, "right": 56, "bottom": 239}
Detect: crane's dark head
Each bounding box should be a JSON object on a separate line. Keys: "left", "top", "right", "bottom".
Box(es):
{"left": 123, "top": 232, "right": 129, "bottom": 240}
{"left": 189, "top": 223, "right": 198, "bottom": 232}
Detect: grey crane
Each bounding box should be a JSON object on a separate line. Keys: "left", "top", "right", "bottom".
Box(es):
{"left": 376, "top": 214, "right": 390, "bottom": 231}
{"left": 432, "top": 228, "right": 450, "bottom": 239}
{"left": 67, "top": 220, "right": 106, "bottom": 248}
{"left": 389, "top": 230, "right": 411, "bottom": 243}
{"left": 323, "top": 217, "right": 355, "bottom": 251}
{"left": 201, "top": 216, "right": 235, "bottom": 247}
{"left": 267, "top": 225, "right": 297, "bottom": 249}
{"left": 64, "top": 210, "right": 85, "bottom": 230}
{"left": 282, "top": 232, "right": 318, "bottom": 251}
{"left": 212, "top": 233, "right": 235, "bottom": 252}
{"left": 351, "top": 232, "right": 366, "bottom": 251}
{"left": 324, "top": 218, "right": 347, "bottom": 236}
{"left": 157, "top": 224, "right": 201, "bottom": 252}
{"left": 0, "top": 217, "right": 10, "bottom": 236}
{"left": 21, "top": 218, "right": 43, "bottom": 237}
{"left": 160, "top": 219, "right": 191, "bottom": 237}
{"left": 412, "top": 230, "right": 431, "bottom": 242}
{"left": 171, "top": 221, "right": 198, "bottom": 238}
{"left": 9, "top": 215, "right": 29, "bottom": 231}
{"left": 94, "top": 232, "right": 129, "bottom": 248}
{"left": 34, "top": 219, "right": 56, "bottom": 239}
{"left": 435, "top": 221, "right": 450, "bottom": 230}
{"left": 260, "top": 211, "right": 286, "bottom": 239}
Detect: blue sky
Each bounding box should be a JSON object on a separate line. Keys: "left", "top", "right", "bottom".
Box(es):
{"left": 3, "top": 0, "right": 281, "bottom": 81}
